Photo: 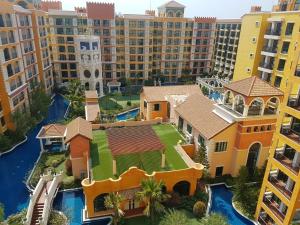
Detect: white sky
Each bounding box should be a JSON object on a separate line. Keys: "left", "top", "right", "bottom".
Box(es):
{"left": 62, "top": 0, "right": 278, "bottom": 19}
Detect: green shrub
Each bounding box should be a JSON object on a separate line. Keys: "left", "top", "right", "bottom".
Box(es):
{"left": 62, "top": 176, "right": 75, "bottom": 189}
{"left": 193, "top": 201, "right": 206, "bottom": 218}
{"left": 159, "top": 209, "right": 188, "bottom": 225}
{"left": 48, "top": 211, "right": 67, "bottom": 225}
{"left": 51, "top": 159, "right": 60, "bottom": 167}
{"left": 0, "top": 135, "right": 12, "bottom": 152}
{"left": 6, "top": 210, "right": 26, "bottom": 225}
{"left": 199, "top": 213, "right": 229, "bottom": 225}
{"left": 166, "top": 192, "right": 182, "bottom": 207}
{"left": 127, "top": 101, "right": 132, "bottom": 106}
{"left": 65, "top": 158, "right": 72, "bottom": 176}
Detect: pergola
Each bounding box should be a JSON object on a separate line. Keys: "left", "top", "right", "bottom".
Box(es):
{"left": 107, "top": 81, "right": 121, "bottom": 93}
{"left": 106, "top": 125, "right": 165, "bottom": 175}
{"left": 36, "top": 124, "right": 67, "bottom": 151}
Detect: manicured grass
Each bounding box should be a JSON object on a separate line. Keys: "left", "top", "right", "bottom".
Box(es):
{"left": 91, "top": 124, "right": 187, "bottom": 180}
{"left": 90, "top": 130, "right": 113, "bottom": 180}
{"left": 99, "top": 94, "right": 140, "bottom": 114}
{"left": 113, "top": 94, "right": 140, "bottom": 108}
{"left": 116, "top": 150, "right": 162, "bottom": 175}
{"left": 152, "top": 124, "right": 188, "bottom": 170}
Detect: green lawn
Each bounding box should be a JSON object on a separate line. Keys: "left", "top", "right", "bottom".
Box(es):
{"left": 153, "top": 124, "right": 188, "bottom": 170}
{"left": 90, "top": 130, "right": 113, "bottom": 180}
{"left": 99, "top": 94, "right": 140, "bottom": 114}
{"left": 91, "top": 124, "right": 187, "bottom": 181}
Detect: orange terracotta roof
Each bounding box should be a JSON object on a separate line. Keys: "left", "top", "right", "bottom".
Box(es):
{"left": 37, "top": 124, "right": 66, "bottom": 138}
{"left": 142, "top": 85, "right": 202, "bottom": 102}
{"left": 175, "top": 93, "right": 232, "bottom": 140}
{"left": 224, "top": 77, "right": 283, "bottom": 97}
{"left": 85, "top": 90, "right": 98, "bottom": 99}
{"left": 65, "top": 117, "right": 92, "bottom": 143}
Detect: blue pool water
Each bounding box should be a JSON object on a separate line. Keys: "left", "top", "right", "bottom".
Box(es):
{"left": 0, "top": 95, "right": 68, "bottom": 218}
{"left": 209, "top": 91, "right": 222, "bottom": 101}
{"left": 116, "top": 108, "right": 139, "bottom": 121}
{"left": 210, "top": 184, "right": 255, "bottom": 225}
{"left": 53, "top": 189, "right": 112, "bottom": 225}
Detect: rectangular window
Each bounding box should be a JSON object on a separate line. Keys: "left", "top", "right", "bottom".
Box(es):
{"left": 281, "top": 41, "right": 290, "bottom": 54}
{"left": 153, "top": 103, "right": 160, "bottom": 111}
{"left": 285, "top": 23, "right": 294, "bottom": 36}
{"left": 215, "top": 142, "right": 227, "bottom": 152}
{"left": 187, "top": 124, "right": 192, "bottom": 134}
{"left": 277, "top": 59, "right": 286, "bottom": 71}
{"left": 198, "top": 135, "right": 205, "bottom": 146}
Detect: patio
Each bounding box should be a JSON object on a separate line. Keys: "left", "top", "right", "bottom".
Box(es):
{"left": 90, "top": 124, "right": 188, "bottom": 180}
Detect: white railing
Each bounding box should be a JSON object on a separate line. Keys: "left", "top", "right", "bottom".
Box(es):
{"left": 39, "top": 173, "right": 63, "bottom": 225}
{"left": 25, "top": 173, "right": 52, "bottom": 225}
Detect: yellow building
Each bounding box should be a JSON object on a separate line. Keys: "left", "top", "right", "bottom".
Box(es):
{"left": 254, "top": 15, "right": 300, "bottom": 225}
{"left": 0, "top": 0, "right": 54, "bottom": 134}
{"left": 233, "top": 7, "right": 300, "bottom": 91}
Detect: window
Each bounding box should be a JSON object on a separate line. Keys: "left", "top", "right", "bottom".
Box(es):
{"left": 153, "top": 103, "right": 160, "bottom": 111}
{"left": 277, "top": 59, "right": 286, "bottom": 71}
{"left": 187, "top": 124, "right": 192, "bottom": 134}
{"left": 281, "top": 41, "right": 290, "bottom": 54}
{"left": 198, "top": 135, "right": 205, "bottom": 146}
{"left": 274, "top": 76, "right": 282, "bottom": 88}
{"left": 267, "top": 125, "right": 272, "bottom": 131}
{"left": 261, "top": 126, "right": 265, "bottom": 131}
{"left": 254, "top": 126, "right": 259, "bottom": 132}
{"left": 215, "top": 166, "right": 223, "bottom": 177}
{"left": 215, "top": 142, "right": 227, "bottom": 152}
{"left": 84, "top": 70, "right": 91, "bottom": 78}
{"left": 285, "top": 23, "right": 294, "bottom": 36}
{"left": 1, "top": 117, "right": 5, "bottom": 127}
{"left": 246, "top": 127, "right": 251, "bottom": 133}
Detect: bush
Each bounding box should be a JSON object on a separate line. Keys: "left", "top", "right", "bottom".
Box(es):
{"left": 6, "top": 210, "right": 26, "bottom": 225}
{"left": 165, "top": 192, "right": 182, "bottom": 207}
{"left": 193, "top": 201, "right": 206, "bottom": 218}
{"left": 159, "top": 209, "right": 188, "bottom": 225}
{"left": 51, "top": 159, "right": 60, "bottom": 167}
{"left": 0, "top": 135, "right": 12, "bottom": 152}
{"left": 48, "top": 211, "right": 67, "bottom": 225}
{"left": 127, "top": 101, "right": 132, "bottom": 106}
{"left": 199, "top": 213, "right": 229, "bottom": 225}
{"left": 62, "top": 176, "right": 75, "bottom": 189}
{"left": 65, "top": 158, "right": 72, "bottom": 176}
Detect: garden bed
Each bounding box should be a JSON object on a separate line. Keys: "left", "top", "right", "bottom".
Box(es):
{"left": 28, "top": 151, "right": 81, "bottom": 190}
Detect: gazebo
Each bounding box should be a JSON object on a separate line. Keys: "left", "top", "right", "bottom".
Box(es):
{"left": 107, "top": 80, "right": 121, "bottom": 93}
{"left": 36, "top": 124, "right": 67, "bottom": 152}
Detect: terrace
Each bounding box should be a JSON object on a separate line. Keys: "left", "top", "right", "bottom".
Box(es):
{"left": 90, "top": 124, "right": 188, "bottom": 181}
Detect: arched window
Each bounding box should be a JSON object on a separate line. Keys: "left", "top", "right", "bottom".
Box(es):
{"left": 95, "top": 82, "right": 100, "bottom": 93}
{"left": 248, "top": 98, "right": 263, "bottom": 116}
{"left": 84, "top": 70, "right": 91, "bottom": 78}
{"left": 167, "top": 11, "right": 174, "bottom": 17}
{"left": 264, "top": 97, "right": 279, "bottom": 115}
{"left": 246, "top": 143, "right": 261, "bottom": 175}
{"left": 233, "top": 95, "right": 245, "bottom": 115}
{"left": 95, "top": 69, "right": 99, "bottom": 78}
{"left": 173, "top": 181, "right": 190, "bottom": 196}
{"left": 85, "top": 82, "right": 89, "bottom": 90}
{"left": 94, "top": 193, "right": 109, "bottom": 212}
{"left": 224, "top": 91, "right": 234, "bottom": 107}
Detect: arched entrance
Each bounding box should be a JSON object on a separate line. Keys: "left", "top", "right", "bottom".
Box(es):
{"left": 95, "top": 82, "right": 100, "bottom": 93}
{"left": 173, "top": 181, "right": 190, "bottom": 196}
{"left": 94, "top": 193, "right": 109, "bottom": 212}
{"left": 85, "top": 82, "right": 90, "bottom": 90}
{"left": 246, "top": 143, "right": 261, "bottom": 175}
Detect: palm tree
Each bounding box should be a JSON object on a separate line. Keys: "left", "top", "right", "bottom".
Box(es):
{"left": 104, "top": 192, "right": 124, "bottom": 225}
{"left": 136, "top": 179, "right": 170, "bottom": 224}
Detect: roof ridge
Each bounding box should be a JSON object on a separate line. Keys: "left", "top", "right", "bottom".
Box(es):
{"left": 248, "top": 76, "right": 256, "bottom": 96}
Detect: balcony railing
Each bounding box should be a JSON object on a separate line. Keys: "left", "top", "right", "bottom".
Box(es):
{"left": 268, "top": 176, "right": 292, "bottom": 199}
{"left": 274, "top": 151, "right": 300, "bottom": 175}
{"left": 259, "top": 62, "right": 274, "bottom": 70}
{"left": 263, "top": 197, "right": 285, "bottom": 222}
{"left": 258, "top": 216, "right": 275, "bottom": 225}
{"left": 262, "top": 46, "right": 278, "bottom": 53}
{"left": 265, "top": 29, "right": 281, "bottom": 36}
{"left": 280, "top": 126, "right": 300, "bottom": 146}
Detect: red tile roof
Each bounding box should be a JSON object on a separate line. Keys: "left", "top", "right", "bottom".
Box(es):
{"left": 65, "top": 117, "right": 92, "bottom": 143}
{"left": 41, "top": 1, "right": 62, "bottom": 12}
{"left": 37, "top": 124, "right": 66, "bottom": 138}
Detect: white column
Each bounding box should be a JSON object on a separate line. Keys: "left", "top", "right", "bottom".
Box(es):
{"left": 113, "top": 159, "right": 117, "bottom": 175}
{"left": 161, "top": 153, "right": 166, "bottom": 168}
{"left": 39, "top": 139, "right": 44, "bottom": 151}
{"left": 243, "top": 105, "right": 249, "bottom": 117}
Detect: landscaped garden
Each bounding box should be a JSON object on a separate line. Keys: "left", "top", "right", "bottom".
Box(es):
{"left": 90, "top": 124, "right": 187, "bottom": 181}
{"left": 28, "top": 151, "right": 81, "bottom": 189}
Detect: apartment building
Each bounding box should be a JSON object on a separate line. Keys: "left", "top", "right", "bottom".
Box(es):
{"left": 0, "top": 0, "right": 54, "bottom": 134}
{"left": 212, "top": 19, "right": 241, "bottom": 80}
{"left": 232, "top": 7, "right": 300, "bottom": 91}
{"left": 43, "top": 0, "right": 216, "bottom": 86}
{"left": 273, "top": 0, "right": 300, "bottom": 11}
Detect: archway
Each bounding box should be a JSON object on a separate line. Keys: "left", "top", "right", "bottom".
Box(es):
{"left": 223, "top": 90, "right": 234, "bottom": 107}
{"left": 85, "top": 82, "right": 89, "bottom": 90}
{"left": 94, "top": 193, "right": 109, "bottom": 212}
{"left": 95, "top": 82, "right": 100, "bottom": 93}
{"left": 173, "top": 181, "right": 190, "bottom": 196}
{"left": 246, "top": 143, "right": 261, "bottom": 175}
{"left": 264, "top": 97, "right": 279, "bottom": 115}
{"left": 248, "top": 98, "right": 263, "bottom": 116}
{"left": 95, "top": 69, "right": 99, "bottom": 78}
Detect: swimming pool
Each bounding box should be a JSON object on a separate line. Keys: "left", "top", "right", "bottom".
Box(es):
{"left": 209, "top": 184, "right": 255, "bottom": 225}
{"left": 116, "top": 108, "right": 139, "bottom": 121}
{"left": 0, "top": 95, "right": 68, "bottom": 218}
{"left": 53, "top": 189, "right": 112, "bottom": 225}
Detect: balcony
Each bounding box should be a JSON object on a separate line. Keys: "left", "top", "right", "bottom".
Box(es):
{"left": 268, "top": 176, "right": 292, "bottom": 200}
{"left": 274, "top": 148, "right": 300, "bottom": 175}
{"left": 265, "top": 28, "right": 281, "bottom": 36}
{"left": 259, "top": 62, "right": 274, "bottom": 70}
{"left": 262, "top": 197, "right": 285, "bottom": 222}
{"left": 280, "top": 126, "right": 300, "bottom": 146}
{"left": 288, "top": 96, "right": 300, "bottom": 111}
{"left": 262, "top": 46, "right": 278, "bottom": 54}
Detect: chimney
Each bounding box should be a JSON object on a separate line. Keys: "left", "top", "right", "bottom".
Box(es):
{"left": 250, "top": 6, "right": 262, "bottom": 12}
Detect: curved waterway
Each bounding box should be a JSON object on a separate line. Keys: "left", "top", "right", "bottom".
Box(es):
{"left": 0, "top": 95, "right": 68, "bottom": 218}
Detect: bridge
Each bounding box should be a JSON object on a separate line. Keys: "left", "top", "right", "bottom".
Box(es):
{"left": 25, "top": 173, "right": 63, "bottom": 225}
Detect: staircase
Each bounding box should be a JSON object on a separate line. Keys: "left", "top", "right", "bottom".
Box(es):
{"left": 31, "top": 203, "right": 44, "bottom": 225}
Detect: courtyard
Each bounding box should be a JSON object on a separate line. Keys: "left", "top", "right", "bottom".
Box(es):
{"left": 90, "top": 124, "right": 188, "bottom": 180}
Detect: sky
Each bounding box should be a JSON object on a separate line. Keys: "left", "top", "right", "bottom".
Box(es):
{"left": 62, "top": 0, "right": 278, "bottom": 19}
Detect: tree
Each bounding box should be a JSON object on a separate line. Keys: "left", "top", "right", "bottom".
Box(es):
{"left": 199, "top": 213, "right": 229, "bottom": 225}
{"left": 136, "top": 179, "right": 170, "bottom": 224}
{"left": 193, "top": 201, "right": 206, "bottom": 218}
{"left": 0, "top": 202, "right": 4, "bottom": 222}
{"left": 29, "top": 87, "right": 51, "bottom": 121}
{"left": 159, "top": 209, "right": 188, "bottom": 225}
{"left": 66, "top": 80, "right": 85, "bottom": 118}
{"left": 11, "top": 109, "right": 32, "bottom": 139}
{"left": 0, "top": 135, "right": 12, "bottom": 152}
{"left": 104, "top": 192, "right": 124, "bottom": 225}
{"left": 195, "top": 144, "right": 209, "bottom": 169}
{"left": 201, "top": 86, "right": 209, "bottom": 96}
